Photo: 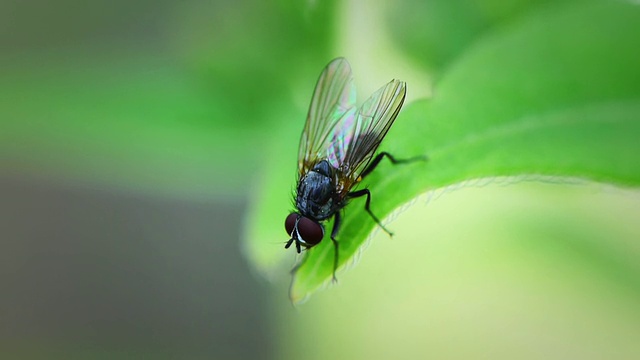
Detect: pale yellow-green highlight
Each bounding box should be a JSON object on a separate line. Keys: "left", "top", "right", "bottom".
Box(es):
{"left": 272, "top": 181, "right": 640, "bottom": 359}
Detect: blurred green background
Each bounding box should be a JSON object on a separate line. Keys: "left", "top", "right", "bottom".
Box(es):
{"left": 2, "top": 0, "right": 639, "bottom": 359}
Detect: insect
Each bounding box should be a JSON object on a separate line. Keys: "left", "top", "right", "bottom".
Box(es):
{"left": 284, "top": 57, "right": 423, "bottom": 280}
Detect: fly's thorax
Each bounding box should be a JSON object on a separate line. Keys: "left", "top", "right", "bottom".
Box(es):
{"left": 296, "top": 161, "right": 337, "bottom": 220}
{"left": 313, "top": 160, "right": 333, "bottom": 177}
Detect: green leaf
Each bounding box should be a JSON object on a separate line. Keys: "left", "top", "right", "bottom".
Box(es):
{"left": 243, "top": 0, "right": 640, "bottom": 302}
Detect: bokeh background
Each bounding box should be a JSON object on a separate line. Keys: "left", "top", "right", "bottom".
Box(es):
{"left": 2, "top": 0, "right": 639, "bottom": 359}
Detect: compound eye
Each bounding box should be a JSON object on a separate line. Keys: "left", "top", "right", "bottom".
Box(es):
{"left": 285, "top": 213, "right": 298, "bottom": 235}
{"left": 297, "top": 217, "right": 324, "bottom": 246}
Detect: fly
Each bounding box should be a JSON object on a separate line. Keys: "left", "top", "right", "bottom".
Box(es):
{"left": 284, "top": 57, "right": 424, "bottom": 280}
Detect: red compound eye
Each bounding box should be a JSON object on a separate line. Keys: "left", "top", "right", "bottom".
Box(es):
{"left": 296, "top": 216, "right": 324, "bottom": 246}
{"left": 285, "top": 213, "right": 297, "bottom": 235}
{"left": 285, "top": 213, "right": 324, "bottom": 247}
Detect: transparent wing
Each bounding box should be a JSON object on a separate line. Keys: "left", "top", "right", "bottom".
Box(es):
{"left": 298, "top": 58, "right": 356, "bottom": 174}
{"left": 339, "top": 79, "right": 407, "bottom": 181}
{"left": 325, "top": 107, "right": 357, "bottom": 169}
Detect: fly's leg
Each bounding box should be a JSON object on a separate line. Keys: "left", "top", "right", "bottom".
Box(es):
{"left": 359, "top": 152, "right": 427, "bottom": 180}
{"left": 285, "top": 237, "right": 302, "bottom": 253}
{"left": 284, "top": 238, "right": 294, "bottom": 250}
{"left": 347, "top": 189, "right": 393, "bottom": 236}
{"left": 330, "top": 211, "right": 341, "bottom": 283}
{"left": 333, "top": 152, "right": 425, "bottom": 276}
{"left": 350, "top": 152, "right": 425, "bottom": 234}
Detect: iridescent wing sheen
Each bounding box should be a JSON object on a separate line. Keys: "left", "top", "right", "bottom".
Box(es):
{"left": 298, "top": 58, "right": 356, "bottom": 175}
{"left": 337, "top": 79, "right": 407, "bottom": 183}
{"left": 325, "top": 106, "right": 356, "bottom": 169}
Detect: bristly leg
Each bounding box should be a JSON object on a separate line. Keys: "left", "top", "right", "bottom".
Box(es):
{"left": 324, "top": 152, "right": 426, "bottom": 283}
{"left": 349, "top": 151, "right": 427, "bottom": 235}
{"left": 347, "top": 188, "right": 393, "bottom": 236}
{"left": 359, "top": 151, "right": 427, "bottom": 180}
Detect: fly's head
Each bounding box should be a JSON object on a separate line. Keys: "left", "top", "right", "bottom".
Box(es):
{"left": 284, "top": 213, "right": 324, "bottom": 253}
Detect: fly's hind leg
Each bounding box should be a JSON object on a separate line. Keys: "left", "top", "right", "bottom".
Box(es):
{"left": 334, "top": 152, "right": 425, "bottom": 274}
{"left": 347, "top": 189, "right": 393, "bottom": 236}
{"left": 359, "top": 151, "right": 427, "bottom": 180}
{"left": 349, "top": 152, "right": 426, "bottom": 235}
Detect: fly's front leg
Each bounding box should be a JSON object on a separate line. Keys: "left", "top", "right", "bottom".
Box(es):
{"left": 330, "top": 211, "right": 341, "bottom": 283}
{"left": 360, "top": 152, "right": 427, "bottom": 180}
{"left": 347, "top": 189, "right": 393, "bottom": 236}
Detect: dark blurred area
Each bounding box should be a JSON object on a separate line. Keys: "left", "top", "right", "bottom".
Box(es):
{"left": 0, "top": 174, "right": 270, "bottom": 359}
{"left": 0, "top": 0, "right": 328, "bottom": 357}
{"left": 0, "top": 0, "right": 171, "bottom": 52}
